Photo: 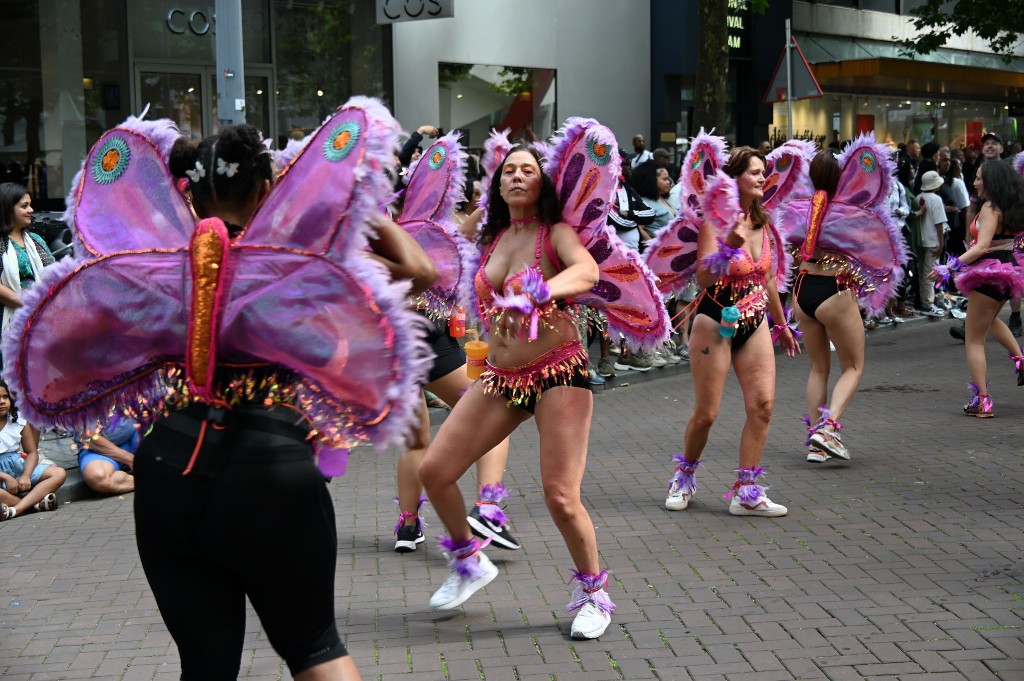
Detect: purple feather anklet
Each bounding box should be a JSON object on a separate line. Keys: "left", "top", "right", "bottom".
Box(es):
{"left": 476, "top": 483, "right": 512, "bottom": 526}
{"left": 438, "top": 536, "right": 492, "bottom": 579}
{"left": 566, "top": 569, "right": 616, "bottom": 614}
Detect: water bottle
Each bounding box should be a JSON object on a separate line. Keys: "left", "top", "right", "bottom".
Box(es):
{"left": 720, "top": 306, "right": 741, "bottom": 338}
{"left": 448, "top": 306, "right": 466, "bottom": 338}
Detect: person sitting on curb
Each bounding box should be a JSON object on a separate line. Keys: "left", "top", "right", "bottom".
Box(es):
{"left": 0, "top": 380, "right": 66, "bottom": 520}
{"left": 77, "top": 415, "right": 139, "bottom": 495}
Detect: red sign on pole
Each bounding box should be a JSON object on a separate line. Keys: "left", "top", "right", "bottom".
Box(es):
{"left": 763, "top": 37, "right": 823, "bottom": 104}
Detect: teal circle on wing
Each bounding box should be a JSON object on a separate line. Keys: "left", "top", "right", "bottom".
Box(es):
{"left": 691, "top": 149, "right": 705, "bottom": 170}
{"left": 91, "top": 136, "right": 131, "bottom": 185}
{"left": 775, "top": 155, "right": 792, "bottom": 172}
{"left": 323, "top": 121, "right": 361, "bottom": 162}
{"left": 587, "top": 138, "right": 612, "bottom": 165}
{"left": 859, "top": 150, "right": 877, "bottom": 173}
{"left": 427, "top": 145, "right": 446, "bottom": 170}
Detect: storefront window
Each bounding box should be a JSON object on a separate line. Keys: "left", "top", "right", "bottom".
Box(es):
{"left": 773, "top": 95, "right": 1018, "bottom": 151}
{"left": 437, "top": 63, "right": 557, "bottom": 151}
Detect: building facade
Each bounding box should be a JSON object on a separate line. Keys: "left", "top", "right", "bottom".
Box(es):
{"left": 391, "top": 0, "right": 651, "bottom": 157}
{"left": 1, "top": 0, "right": 393, "bottom": 207}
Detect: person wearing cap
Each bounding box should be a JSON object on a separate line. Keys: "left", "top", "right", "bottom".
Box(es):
{"left": 982, "top": 132, "right": 1006, "bottom": 162}
{"left": 915, "top": 170, "right": 948, "bottom": 317}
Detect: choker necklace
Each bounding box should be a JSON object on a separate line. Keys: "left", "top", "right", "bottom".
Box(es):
{"left": 509, "top": 215, "right": 539, "bottom": 230}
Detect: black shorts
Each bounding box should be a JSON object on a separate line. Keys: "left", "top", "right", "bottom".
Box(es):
{"left": 422, "top": 312, "right": 466, "bottom": 383}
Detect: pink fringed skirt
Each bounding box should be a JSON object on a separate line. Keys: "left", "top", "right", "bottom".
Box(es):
{"left": 954, "top": 250, "right": 1024, "bottom": 300}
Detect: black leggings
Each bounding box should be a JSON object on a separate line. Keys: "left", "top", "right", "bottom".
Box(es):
{"left": 134, "top": 405, "right": 347, "bottom": 680}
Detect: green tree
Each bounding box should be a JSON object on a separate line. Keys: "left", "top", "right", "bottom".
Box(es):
{"left": 693, "top": 0, "right": 769, "bottom": 134}
{"left": 897, "top": 0, "right": 1024, "bottom": 62}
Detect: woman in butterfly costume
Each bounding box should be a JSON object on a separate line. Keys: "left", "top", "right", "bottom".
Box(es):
{"left": 1, "top": 99, "right": 435, "bottom": 680}
{"left": 932, "top": 159, "right": 1024, "bottom": 417}
{"left": 418, "top": 120, "right": 668, "bottom": 640}
{"left": 652, "top": 135, "right": 804, "bottom": 518}
{"left": 776, "top": 136, "right": 908, "bottom": 462}
{"left": 391, "top": 133, "right": 518, "bottom": 554}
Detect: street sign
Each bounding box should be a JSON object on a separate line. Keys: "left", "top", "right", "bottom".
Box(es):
{"left": 377, "top": 0, "right": 454, "bottom": 24}
{"left": 763, "top": 36, "right": 823, "bottom": 104}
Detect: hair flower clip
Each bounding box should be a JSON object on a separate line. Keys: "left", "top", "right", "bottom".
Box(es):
{"left": 216, "top": 157, "right": 240, "bottom": 178}
{"left": 185, "top": 160, "right": 206, "bottom": 183}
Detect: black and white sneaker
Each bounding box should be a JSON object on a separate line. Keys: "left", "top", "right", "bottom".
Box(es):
{"left": 467, "top": 506, "right": 521, "bottom": 550}
{"left": 394, "top": 524, "right": 425, "bottom": 553}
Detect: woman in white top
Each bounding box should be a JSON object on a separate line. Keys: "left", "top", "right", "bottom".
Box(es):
{"left": 0, "top": 380, "right": 66, "bottom": 520}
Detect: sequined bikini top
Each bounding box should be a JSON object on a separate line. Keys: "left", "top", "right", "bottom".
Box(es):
{"left": 474, "top": 225, "right": 562, "bottom": 329}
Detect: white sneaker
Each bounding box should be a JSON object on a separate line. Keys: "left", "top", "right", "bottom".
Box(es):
{"left": 429, "top": 551, "right": 499, "bottom": 610}
{"left": 665, "top": 479, "right": 693, "bottom": 510}
{"left": 728, "top": 494, "right": 788, "bottom": 517}
{"left": 647, "top": 351, "right": 668, "bottom": 368}
{"left": 570, "top": 600, "right": 612, "bottom": 639}
{"left": 806, "top": 448, "right": 830, "bottom": 463}
{"left": 809, "top": 429, "right": 850, "bottom": 460}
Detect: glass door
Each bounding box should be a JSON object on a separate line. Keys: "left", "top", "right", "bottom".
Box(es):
{"left": 135, "top": 65, "right": 274, "bottom": 142}
{"left": 135, "top": 66, "right": 209, "bottom": 140}
{"left": 209, "top": 69, "right": 274, "bottom": 140}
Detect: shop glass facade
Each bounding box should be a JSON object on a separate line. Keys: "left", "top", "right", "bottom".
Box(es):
{"left": 0, "top": 0, "right": 392, "bottom": 208}
{"left": 772, "top": 95, "right": 1019, "bottom": 151}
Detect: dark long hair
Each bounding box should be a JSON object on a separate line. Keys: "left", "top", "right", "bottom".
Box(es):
{"left": 722, "top": 146, "right": 770, "bottom": 228}
{"left": 979, "top": 160, "right": 1024, "bottom": 233}
{"left": 0, "top": 379, "right": 19, "bottom": 422}
{"left": 0, "top": 183, "right": 30, "bottom": 237}
{"left": 477, "top": 144, "right": 561, "bottom": 246}
{"left": 630, "top": 160, "right": 662, "bottom": 201}
{"left": 809, "top": 150, "right": 841, "bottom": 197}
{"left": 169, "top": 124, "right": 273, "bottom": 217}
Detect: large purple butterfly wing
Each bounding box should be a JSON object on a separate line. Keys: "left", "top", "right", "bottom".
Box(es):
{"left": 680, "top": 130, "right": 729, "bottom": 213}
{"left": 7, "top": 253, "right": 189, "bottom": 426}
{"left": 545, "top": 119, "right": 620, "bottom": 243}
{"left": 240, "top": 97, "right": 398, "bottom": 260}
{"left": 69, "top": 125, "right": 194, "bottom": 256}
{"left": 398, "top": 134, "right": 471, "bottom": 318}
{"left": 761, "top": 139, "right": 815, "bottom": 212}
{"left": 218, "top": 248, "right": 413, "bottom": 439}
{"left": 834, "top": 133, "right": 890, "bottom": 209}
{"left": 642, "top": 207, "right": 702, "bottom": 296}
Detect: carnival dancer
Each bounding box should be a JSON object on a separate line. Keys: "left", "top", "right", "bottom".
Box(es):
{"left": 2, "top": 99, "right": 435, "bottom": 680}
{"left": 418, "top": 120, "right": 668, "bottom": 640}
{"left": 392, "top": 133, "right": 517, "bottom": 553}
{"left": 659, "top": 138, "right": 804, "bottom": 516}
{"left": 778, "top": 138, "right": 908, "bottom": 461}
{"left": 932, "top": 160, "right": 1024, "bottom": 417}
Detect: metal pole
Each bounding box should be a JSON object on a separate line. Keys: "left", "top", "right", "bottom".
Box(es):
{"left": 785, "top": 18, "right": 793, "bottom": 139}
{"left": 216, "top": 0, "right": 246, "bottom": 126}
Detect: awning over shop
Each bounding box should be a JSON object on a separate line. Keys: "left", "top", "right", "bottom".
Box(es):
{"left": 797, "top": 34, "right": 1024, "bottom": 101}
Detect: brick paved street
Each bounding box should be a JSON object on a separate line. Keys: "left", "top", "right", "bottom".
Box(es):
{"left": 1, "top": 319, "right": 1022, "bottom": 680}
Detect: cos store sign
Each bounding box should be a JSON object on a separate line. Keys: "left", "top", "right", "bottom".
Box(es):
{"left": 376, "top": 0, "right": 453, "bottom": 24}
{"left": 166, "top": 8, "right": 216, "bottom": 35}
